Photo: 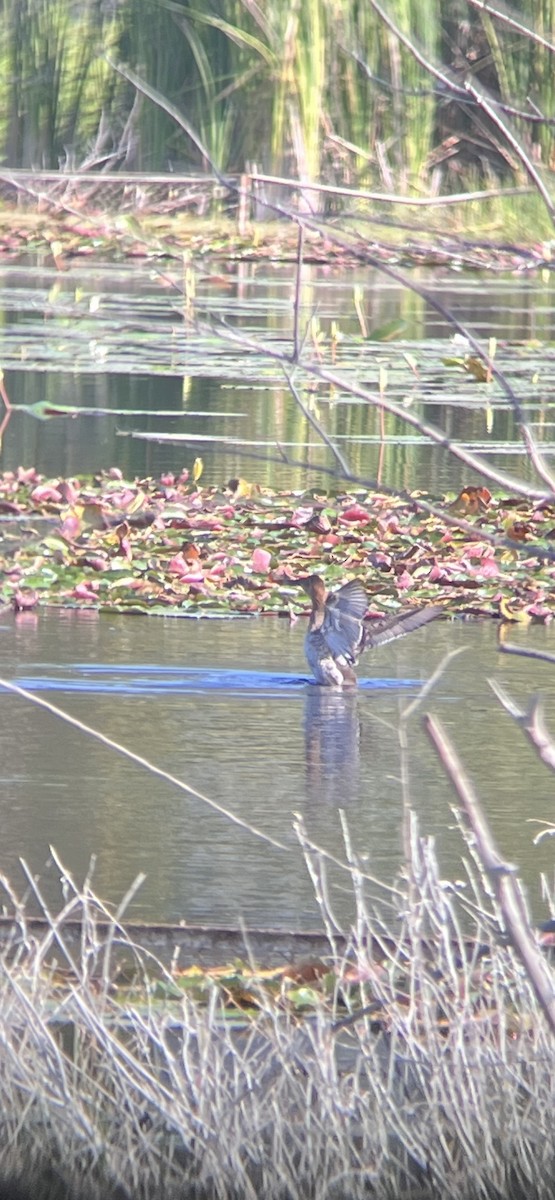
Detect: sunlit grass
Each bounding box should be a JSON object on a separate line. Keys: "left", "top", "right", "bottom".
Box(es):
{"left": 0, "top": 821, "right": 553, "bottom": 1200}
{"left": 1, "top": 0, "right": 552, "bottom": 196}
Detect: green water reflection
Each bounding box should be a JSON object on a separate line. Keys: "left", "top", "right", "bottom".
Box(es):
{"left": 1, "top": 261, "right": 554, "bottom": 494}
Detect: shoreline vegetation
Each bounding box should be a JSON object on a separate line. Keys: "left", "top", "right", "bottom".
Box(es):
{"left": 0, "top": 175, "right": 553, "bottom": 270}
{"left": 2, "top": 1, "right": 555, "bottom": 1190}
{"left": 0, "top": 813, "right": 554, "bottom": 1200}
{"left": 1, "top": 0, "right": 553, "bottom": 211}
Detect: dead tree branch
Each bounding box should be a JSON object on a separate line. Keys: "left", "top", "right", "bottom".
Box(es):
{"left": 424, "top": 713, "right": 555, "bottom": 1034}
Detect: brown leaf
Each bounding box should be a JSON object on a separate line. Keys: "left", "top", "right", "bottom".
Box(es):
{"left": 450, "top": 486, "right": 492, "bottom": 515}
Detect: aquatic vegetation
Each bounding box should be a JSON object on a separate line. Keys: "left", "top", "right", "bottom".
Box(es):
{"left": 1, "top": 467, "right": 555, "bottom": 620}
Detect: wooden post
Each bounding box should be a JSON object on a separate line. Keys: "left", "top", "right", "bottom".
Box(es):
{"left": 237, "top": 172, "right": 250, "bottom": 234}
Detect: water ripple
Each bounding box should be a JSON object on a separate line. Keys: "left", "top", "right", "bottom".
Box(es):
{"left": 12, "top": 665, "right": 420, "bottom": 697}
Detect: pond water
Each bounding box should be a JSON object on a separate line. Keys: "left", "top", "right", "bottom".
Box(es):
{"left": 1, "top": 260, "right": 555, "bottom": 494}
{"left": 1, "top": 259, "right": 555, "bottom": 929}
{"left": 2, "top": 606, "right": 555, "bottom": 926}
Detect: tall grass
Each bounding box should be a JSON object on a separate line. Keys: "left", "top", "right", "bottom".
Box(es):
{"left": 476, "top": 0, "right": 555, "bottom": 169}
{"left": 0, "top": 824, "right": 554, "bottom": 1200}
{"left": 0, "top": 0, "right": 125, "bottom": 168}
{"left": 0, "top": 0, "right": 553, "bottom": 191}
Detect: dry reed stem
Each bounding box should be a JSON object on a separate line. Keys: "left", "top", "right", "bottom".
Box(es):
{"left": 1, "top": 829, "right": 554, "bottom": 1199}
{"left": 425, "top": 712, "right": 555, "bottom": 1035}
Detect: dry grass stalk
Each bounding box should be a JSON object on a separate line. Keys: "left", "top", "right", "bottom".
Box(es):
{"left": 0, "top": 823, "right": 553, "bottom": 1200}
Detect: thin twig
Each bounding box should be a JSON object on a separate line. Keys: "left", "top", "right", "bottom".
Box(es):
{"left": 424, "top": 712, "right": 555, "bottom": 1034}
{"left": 489, "top": 681, "right": 555, "bottom": 772}
{"left": 284, "top": 370, "right": 352, "bottom": 476}
{"left": 0, "top": 676, "right": 287, "bottom": 853}
{"left": 204, "top": 319, "right": 555, "bottom": 501}
{"left": 466, "top": 0, "right": 555, "bottom": 56}
{"left": 402, "top": 647, "right": 466, "bottom": 722}
{"left": 498, "top": 642, "right": 555, "bottom": 667}
{"left": 249, "top": 169, "right": 535, "bottom": 203}
{"left": 462, "top": 76, "right": 555, "bottom": 221}
{"left": 292, "top": 224, "right": 305, "bottom": 362}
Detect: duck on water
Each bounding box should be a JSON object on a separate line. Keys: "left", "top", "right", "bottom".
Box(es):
{"left": 299, "top": 574, "right": 442, "bottom": 688}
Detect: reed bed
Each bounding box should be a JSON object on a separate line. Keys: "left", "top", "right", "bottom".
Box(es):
{"left": 0, "top": 0, "right": 553, "bottom": 192}
{"left": 0, "top": 822, "right": 554, "bottom": 1200}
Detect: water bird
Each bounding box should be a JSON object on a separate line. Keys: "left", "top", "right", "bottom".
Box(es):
{"left": 299, "top": 574, "right": 442, "bottom": 687}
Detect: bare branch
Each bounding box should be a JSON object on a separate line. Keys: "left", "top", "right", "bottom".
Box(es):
{"left": 365, "top": 0, "right": 466, "bottom": 97}
{"left": 424, "top": 713, "right": 555, "bottom": 1034}
{"left": 250, "top": 170, "right": 534, "bottom": 205}
{"left": 292, "top": 225, "right": 305, "bottom": 362}
{"left": 284, "top": 371, "right": 353, "bottom": 477}
{"left": 489, "top": 681, "right": 555, "bottom": 772}
{"left": 209, "top": 319, "right": 555, "bottom": 501}
{"left": 462, "top": 77, "right": 555, "bottom": 221}
{"left": 466, "top": 0, "right": 555, "bottom": 56}
{"left": 0, "top": 677, "right": 287, "bottom": 852}
{"left": 361, "top": 0, "right": 555, "bottom": 226}
{"left": 498, "top": 643, "right": 555, "bottom": 668}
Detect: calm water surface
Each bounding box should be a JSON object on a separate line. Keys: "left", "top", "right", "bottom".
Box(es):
{"left": 1, "top": 261, "right": 555, "bottom": 493}
{"left": 1, "top": 608, "right": 555, "bottom": 926}
{"left": 1, "top": 260, "right": 555, "bottom": 927}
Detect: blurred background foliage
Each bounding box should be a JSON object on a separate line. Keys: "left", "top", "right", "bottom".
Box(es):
{"left": 0, "top": 0, "right": 552, "bottom": 192}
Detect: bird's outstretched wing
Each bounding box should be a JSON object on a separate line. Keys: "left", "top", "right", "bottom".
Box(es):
{"left": 322, "top": 607, "right": 366, "bottom": 664}
{"left": 327, "top": 579, "right": 368, "bottom": 621}
{"left": 363, "top": 605, "right": 443, "bottom": 650}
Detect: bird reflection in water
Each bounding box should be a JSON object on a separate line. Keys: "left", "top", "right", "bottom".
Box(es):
{"left": 304, "top": 686, "right": 360, "bottom": 806}
{"left": 298, "top": 573, "right": 443, "bottom": 805}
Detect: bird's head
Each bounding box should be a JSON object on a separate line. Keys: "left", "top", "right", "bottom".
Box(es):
{"left": 297, "top": 574, "right": 327, "bottom": 606}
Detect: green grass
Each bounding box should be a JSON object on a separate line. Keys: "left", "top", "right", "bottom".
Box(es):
{"left": 1, "top": 0, "right": 553, "bottom": 199}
